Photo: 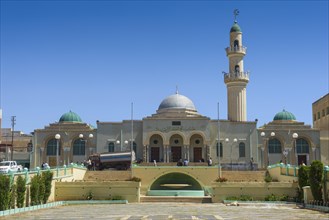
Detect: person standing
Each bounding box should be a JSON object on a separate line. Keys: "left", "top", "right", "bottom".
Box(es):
{"left": 207, "top": 157, "right": 212, "bottom": 166}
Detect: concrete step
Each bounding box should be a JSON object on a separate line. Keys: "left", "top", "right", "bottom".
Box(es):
{"left": 140, "top": 196, "right": 212, "bottom": 203}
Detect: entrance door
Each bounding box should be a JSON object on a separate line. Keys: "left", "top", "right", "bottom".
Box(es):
{"left": 48, "top": 157, "right": 56, "bottom": 167}
{"left": 193, "top": 147, "right": 202, "bottom": 162}
{"left": 171, "top": 146, "right": 181, "bottom": 162}
{"left": 298, "top": 155, "right": 307, "bottom": 165}
{"left": 151, "top": 147, "right": 160, "bottom": 162}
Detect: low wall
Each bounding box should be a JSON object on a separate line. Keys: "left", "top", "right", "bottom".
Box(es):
{"left": 55, "top": 181, "right": 140, "bottom": 203}
{"left": 211, "top": 182, "right": 298, "bottom": 203}
{"left": 267, "top": 164, "right": 298, "bottom": 182}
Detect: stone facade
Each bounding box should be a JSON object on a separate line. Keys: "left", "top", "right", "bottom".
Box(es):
{"left": 313, "top": 93, "right": 329, "bottom": 164}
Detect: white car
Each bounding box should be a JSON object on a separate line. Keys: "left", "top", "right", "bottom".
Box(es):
{"left": 0, "top": 161, "right": 23, "bottom": 174}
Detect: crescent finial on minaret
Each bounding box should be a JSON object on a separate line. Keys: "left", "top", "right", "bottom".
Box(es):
{"left": 234, "top": 9, "right": 239, "bottom": 23}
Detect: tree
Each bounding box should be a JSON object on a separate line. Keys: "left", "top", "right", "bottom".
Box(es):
{"left": 0, "top": 175, "right": 11, "bottom": 211}
{"left": 42, "top": 171, "right": 53, "bottom": 204}
{"left": 309, "top": 160, "right": 324, "bottom": 201}
{"left": 16, "top": 175, "right": 26, "bottom": 208}
{"left": 30, "top": 175, "right": 40, "bottom": 206}
{"left": 298, "top": 165, "right": 310, "bottom": 200}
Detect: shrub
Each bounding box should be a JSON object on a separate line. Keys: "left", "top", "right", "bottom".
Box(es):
{"left": 265, "top": 194, "right": 276, "bottom": 201}
{"left": 0, "top": 175, "right": 11, "bottom": 211}
{"left": 239, "top": 195, "right": 253, "bottom": 201}
{"left": 42, "top": 171, "right": 53, "bottom": 204}
{"left": 16, "top": 175, "right": 26, "bottom": 208}
{"left": 225, "top": 195, "right": 252, "bottom": 201}
{"left": 264, "top": 194, "right": 289, "bottom": 201}
{"left": 38, "top": 175, "right": 45, "bottom": 204}
{"left": 264, "top": 170, "right": 272, "bottom": 182}
{"left": 86, "top": 191, "right": 93, "bottom": 200}
{"left": 309, "top": 160, "right": 324, "bottom": 201}
{"left": 215, "top": 177, "right": 228, "bottom": 182}
{"left": 225, "top": 196, "right": 238, "bottom": 200}
{"left": 297, "top": 165, "right": 310, "bottom": 200}
{"left": 10, "top": 184, "right": 16, "bottom": 209}
{"left": 30, "top": 175, "right": 40, "bottom": 206}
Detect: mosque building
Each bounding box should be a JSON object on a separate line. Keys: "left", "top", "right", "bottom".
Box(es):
{"left": 30, "top": 15, "right": 322, "bottom": 169}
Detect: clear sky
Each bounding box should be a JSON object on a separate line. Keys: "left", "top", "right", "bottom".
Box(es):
{"left": 0, "top": 0, "right": 328, "bottom": 134}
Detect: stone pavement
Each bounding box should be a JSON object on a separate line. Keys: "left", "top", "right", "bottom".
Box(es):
{"left": 1, "top": 203, "right": 328, "bottom": 220}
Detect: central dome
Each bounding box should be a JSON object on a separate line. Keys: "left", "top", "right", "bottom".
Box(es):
{"left": 158, "top": 93, "right": 196, "bottom": 111}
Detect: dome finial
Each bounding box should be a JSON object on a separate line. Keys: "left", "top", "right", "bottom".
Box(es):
{"left": 234, "top": 9, "right": 239, "bottom": 23}
{"left": 176, "top": 85, "right": 179, "bottom": 94}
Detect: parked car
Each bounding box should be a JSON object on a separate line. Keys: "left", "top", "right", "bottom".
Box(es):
{"left": 0, "top": 161, "right": 23, "bottom": 174}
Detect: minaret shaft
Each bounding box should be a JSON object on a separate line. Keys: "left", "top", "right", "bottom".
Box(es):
{"left": 224, "top": 20, "right": 249, "bottom": 122}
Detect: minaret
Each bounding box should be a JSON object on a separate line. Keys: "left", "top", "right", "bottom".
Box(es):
{"left": 224, "top": 9, "right": 249, "bottom": 122}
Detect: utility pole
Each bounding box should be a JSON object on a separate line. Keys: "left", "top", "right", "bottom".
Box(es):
{"left": 11, "top": 116, "right": 16, "bottom": 161}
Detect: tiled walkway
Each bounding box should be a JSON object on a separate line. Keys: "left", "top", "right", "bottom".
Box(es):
{"left": 1, "top": 203, "right": 328, "bottom": 220}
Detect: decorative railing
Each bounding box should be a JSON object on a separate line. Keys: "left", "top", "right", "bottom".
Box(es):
{"left": 225, "top": 46, "right": 247, "bottom": 54}
{"left": 224, "top": 71, "right": 249, "bottom": 82}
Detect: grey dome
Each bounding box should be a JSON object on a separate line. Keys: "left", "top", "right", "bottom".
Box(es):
{"left": 158, "top": 93, "right": 196, "bottom": 111}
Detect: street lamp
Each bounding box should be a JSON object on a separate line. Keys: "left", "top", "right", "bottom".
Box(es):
{"left": 232, "top": 138, "right": 237, "bottom": 170}
{"left": 260, "top": 132, "right": 265, "bottom": 168}
{"left": 224, "top": 138, "right": 229, "bottom": 170}
{"left": 312, "top": 146, "right": 316, "bottom": 161}
{"left": 55, "top": 134, "right": 61, "bottom": 167}
{"left": 269, "top": 132, "right": 275, "bottom": 165}
{"left": 292, "top": 133, "right": 298, "bottom": 165}
{"left": 88, "top": 134, "right": 94, "bottom": 155}
{"left": 283, "top": 149, "right": 288, "bottom": 164}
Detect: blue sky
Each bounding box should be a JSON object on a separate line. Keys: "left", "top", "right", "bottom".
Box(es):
{"left": 1, "top": 0, "right": 328, "bottom": 134}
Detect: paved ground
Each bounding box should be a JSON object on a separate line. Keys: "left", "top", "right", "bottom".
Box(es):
{"left": 1, "top": 203, "right": 328, "bottom": 220}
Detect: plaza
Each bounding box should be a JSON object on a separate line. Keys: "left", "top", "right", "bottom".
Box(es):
{"left": 1, "top": 203, "right": 328, "bottom": 220}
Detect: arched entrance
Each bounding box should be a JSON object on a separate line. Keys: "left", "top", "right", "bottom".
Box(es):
{"left": 169, "top": 134, "right": 184, "bottom": 162}
{"left": 149, "top": 134, "right": 164, "bottom": 162}
{"left": 147, "top": 172, "right": 204, "bottom": 196}
{"left": 190, "top": 134, "right": 204, "bottom": 162}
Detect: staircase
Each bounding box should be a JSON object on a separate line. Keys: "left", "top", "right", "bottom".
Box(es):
{"left": 140, "top": 196, "right": 212, "bottom": 203}
{"left": 221, "top": 171, "right": 266, "bottom": 182}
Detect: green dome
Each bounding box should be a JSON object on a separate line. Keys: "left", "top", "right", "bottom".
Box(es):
{"left": 273, "top": 110, "right": 296, "bottom": 121}
{"left": 230, "top": 22, "right": 242, "bottom": 33}
{"left": 59, "top": 111, "right": 82, "bottom": 123}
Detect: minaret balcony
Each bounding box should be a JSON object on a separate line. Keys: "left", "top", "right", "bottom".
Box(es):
{"left": 225, "top": 46, "right": 247, "bottom": 56}
{"left": 224, "top": 71, "right": 249, "bottom": 83}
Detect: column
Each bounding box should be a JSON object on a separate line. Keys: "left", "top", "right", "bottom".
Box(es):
{"left": 39, "top": 147, "right": 44, "bottom": 167}
{"left": 186, "top": 145, "right": 190, "bottom": 161}
{"left": 146, "top": 145, "right": 149, "bottom": 162}
{"left": 163, "top": 145, "right": 167, "bottom": 163}
{"left": 143, "top": 145, "right": 147, "bottom": 162}
{"left": 166, "top": 145, "right": 170, "bottom": 163}
{"left": 264, "top": 139, "right": 268, "bottom": 167}
{"left": 64, "top": 147, "right": 70, "bottom": 165}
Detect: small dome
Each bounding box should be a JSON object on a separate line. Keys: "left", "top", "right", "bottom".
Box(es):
{"left": 59, "top": 111, "right": 82, "bottom": 123}
{"left": 230, "top": 21, "right": 242, "bottom": 33}
{"left": 273, "top": 109, "right": 296, "bottom": 121}
{"left": 158, "top": 93, "right": 196, "bottom": 111}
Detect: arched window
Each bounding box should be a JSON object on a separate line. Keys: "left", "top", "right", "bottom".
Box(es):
{"left": 108, "top": 142, "right": 114, "bottom": 152}
{"left": 47, "top": 138, "right": 59, "bottom": 156}
{"left": 268, "top": 138, "right": 282, "bottom": 153}
{"left": 73, "top": 139, "right": 85, "bottom": 155}
{"left": 235, "top": 65, "right": 240, "bottom": 73}
{"left": 234, "top": 40, "right": 239, "bottom": 49}
{"left": 239, "top": 142, "right": 245, "bottom": 157}
{"left": 296, "top": 138, "right": 309, "bottom": 154}
{"left": 216, "top": 142, "right": 223, "bottom": 157}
